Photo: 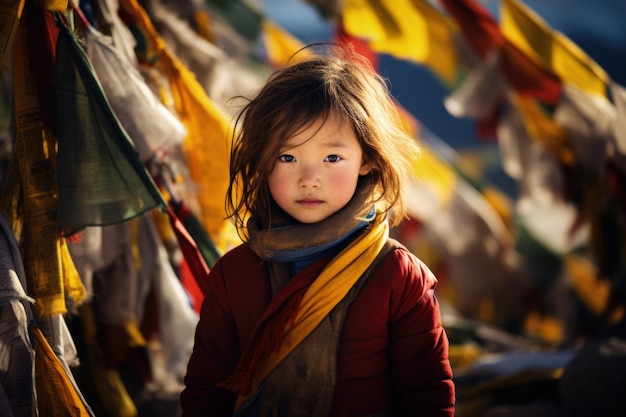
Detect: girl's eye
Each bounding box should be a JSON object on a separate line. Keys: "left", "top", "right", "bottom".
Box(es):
{"left": 279, "top": 154, "right": 295, "bottom": 162}
{"left": 325, "top": 155, "right": 342, "bottom": 163}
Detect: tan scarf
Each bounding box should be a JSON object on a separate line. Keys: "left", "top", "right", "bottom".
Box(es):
{"left": 245, "top": 177, "right": 377, "bottom": 261}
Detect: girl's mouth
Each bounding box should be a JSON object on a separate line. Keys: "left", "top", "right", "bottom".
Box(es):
{"left": 297, "top": 199, "right": 323, "bottom": 206}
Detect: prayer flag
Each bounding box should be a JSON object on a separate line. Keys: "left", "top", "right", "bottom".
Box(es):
{"left": 611, "top": 82, "right": 626, "bottom": 161}
{"left": 33, "top": 325, "right": 92, "bottom": 417}
{"left": 5, "top": 9, "right": 86, "bottom": 317}
{"left": 85, "top": 28, "right": 187, "bottom": 163}
{"left": 120, "top": 0, "right": 241, "bottom": 252}
{"left": 500, "top": 0, "right": 609, "bottom": 97}
{"left": 77, "top": 305, "right": 137, "bottom": 417}
{"left": 0, "top": 213, "right": 37, "bottom": 417}
{"left": 553, "top": 84, "right": 615, "bottom": 178}
{"left": 261, "top": 20, "right": 309, "bottom": 68}
{"left": 333, "top": 19, "right": 379, "bottom": 71}
{"left": 342, "top": 0, "right": 460, "bottom": 87}
{"left": 438, "top": 0, "right": 561, "bottom": 104}
{"left": 444, "top": 51, "right": 506, "bottom": 120}
{"left": 204, "top": 0, "right": 263, "bottom": 42}
{"left": 511, "top": 94, "right": 574, "bottom": 166}
{"left": 565, "top": 254, "right": 624, "bottom": 323}
{"left": 145, "top": 0, "right": 264, "bottom": 109}
{"left": 55, "top": 19, "right": 167, "bottom": 231}
{"left": 302, "top": 0, "right": 341, "bottom": 18}
{"left": 437, "top": 0, "right": 502, "bottom": 58}
{"left": 406, "top": 130, "right": 521, "bottom": 325}
{"left": 0, "top": 0, "right": 25, "bottom": 72}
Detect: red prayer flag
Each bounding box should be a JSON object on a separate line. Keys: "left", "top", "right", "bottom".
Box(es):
{"left": 438, "top": 0, "right": 562, "bottom": 104}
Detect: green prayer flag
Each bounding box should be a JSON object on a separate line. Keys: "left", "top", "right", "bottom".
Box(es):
{"left": 205, "top": 0, "right": 263, "bottom": 42}
{"left": 55, "top": 21, "right": 166, "bottom": 232}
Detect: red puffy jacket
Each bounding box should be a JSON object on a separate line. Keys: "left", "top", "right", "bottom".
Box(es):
{"left": 181, "top": 240, "right": 455, "bottom": 416}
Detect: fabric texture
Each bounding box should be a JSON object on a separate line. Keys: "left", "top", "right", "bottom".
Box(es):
{"left": 119, "top": 0, "right": 240, "bottom": 251}
{"left": 245, "top": 177, "right": 376, "bottom": 261}
{"left": 0, "top": 212, "right": 37, "bottom": 417}
{"left": 229, "top": 216, "right": 388, "bottom": 406}
{"left": 3, "top": 8, "right": 86, "bottom": 318}
{"left": 55, "top": 18, "right": 166, "bottom": 231}
{"left": 234, "top": 240, "right": 395, "bottom": 416}
{"left": 182, "top": 240, "right": 454, "bottom": 416}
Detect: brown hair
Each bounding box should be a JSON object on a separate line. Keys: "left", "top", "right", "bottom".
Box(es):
{"left": 226, "top": 44, "right": 420, "bottom": 238}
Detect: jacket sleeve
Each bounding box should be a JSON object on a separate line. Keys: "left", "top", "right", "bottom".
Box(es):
{"left": 388, "top": 248, "right": 455, "bottom": 416}
{"left": 180, "top": 255, "right": 238, "bottom": 416}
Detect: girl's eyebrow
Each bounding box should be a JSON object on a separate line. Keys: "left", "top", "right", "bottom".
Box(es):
{"left": 319, "top": 138, "right": 348, "bottom": 148}
{"left": 281, "top": 138, "right": 347, "bottom": 149}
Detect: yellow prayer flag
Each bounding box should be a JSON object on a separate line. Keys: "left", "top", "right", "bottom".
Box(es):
{"left": 33, "top": 327, "right": 92, "bottom": 417}
{"left": 119, "top": 0, "right": 240, "bottom": 252}
{"left": 6, "top": 14, "right": 87, "bottom": 318}
{"left": 411, "top": 146, "right": 457, "bottom": 207}
{"left": 409, "top": 0, "right": 460, "bottom": 86}
{"left": 342, "top": 0, "right": 388, "bottom": 46}
{"left": 261, "top": 20, "right": 311, "bottom": 68}
{"left": 501, "top": 0, "right": 609, "bottom": 96}
{"left": 342, "top": 0, "right": 459, "bottom": 86}
{"left": 565, "top": 254, "right": 624, "bottom": 322}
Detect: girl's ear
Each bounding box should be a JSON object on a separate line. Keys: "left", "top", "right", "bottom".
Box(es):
{"left": 359, "top": 161, "right": 373, "bottom": 176}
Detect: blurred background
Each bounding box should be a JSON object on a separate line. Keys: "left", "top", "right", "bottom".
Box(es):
{"left": 2, "top": 0, "right": 626, "bottom": 416}
{"left": 263, "top": 0, "right": 626, "bottom": 193}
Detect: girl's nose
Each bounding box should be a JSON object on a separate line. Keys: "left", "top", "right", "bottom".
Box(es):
{"left": 298, "top": 165, "right": 320, "bottom": 188}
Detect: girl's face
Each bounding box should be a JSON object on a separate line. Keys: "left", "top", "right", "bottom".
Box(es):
{"left": 267, "top": 111, "right": 371, "bottom": 224}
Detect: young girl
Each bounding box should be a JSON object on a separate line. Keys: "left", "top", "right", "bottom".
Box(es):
{"left": 180, "top": 44, "right": 455, "bottom": 416}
